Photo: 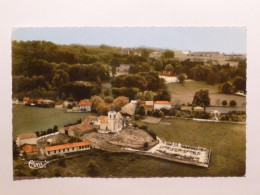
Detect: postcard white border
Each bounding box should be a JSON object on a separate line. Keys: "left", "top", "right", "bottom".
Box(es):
{"left": 1, "top": 0, "right": 260, "bottom": 194}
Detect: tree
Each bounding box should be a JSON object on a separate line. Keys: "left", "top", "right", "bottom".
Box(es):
{"left": 163, "top": 50, "right": 174, "bottom": 58}
{"left": 153, "top": 59, "right": 163, "bottom": 71}
{"left": 104, "top": 96, "right": 114, "bottom": 103}
{"left": 222, "top": 100, "right": 227, "bottom": 106}
{"left": 164, "top": 64, "right": 174, "bottom": 72}
{"left": 136, "top": 105, "right": 146, "bottom": 115}
{"left": 207, "top": 70, "right": 219, "bottom": 85}
{"left": 52, "top": 70, "right": 69, "bottom": 98}
{"left": 192, "top": 89, "right": 210, "bottom": 106}
{"left": 113, "top": 96, "right": 129, "bottom": 111}
{"left": 177, "top": 73, "right": 187, "bottom": 84}
{"left": 219, "top": 82, "right": 232, "bottom": 94}
{"left": 229, "top": 100, "right": 237, "bottom": 107}
{"left": 232, "top": 76, "right": 246, "bottom": 92}
{"left": 154, "top": 89, "right": 171, "bottom": 101}
{"left": 86, "top": 160, "right": 100, "bottom": 177}
{"left": 111, "top": 65, "right": 116, "bottom": 76}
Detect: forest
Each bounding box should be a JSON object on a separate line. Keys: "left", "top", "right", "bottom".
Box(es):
{"left": 12, "top": 40, "right": 246, "bottom": 101}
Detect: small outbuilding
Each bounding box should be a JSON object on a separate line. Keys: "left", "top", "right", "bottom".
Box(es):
{"left": 16, "top": 133, "right": 37, "bottom": 147}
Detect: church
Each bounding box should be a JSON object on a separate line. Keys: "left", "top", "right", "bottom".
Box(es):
{"left": 94, "top": 106, "right": 124, "bottom": 133}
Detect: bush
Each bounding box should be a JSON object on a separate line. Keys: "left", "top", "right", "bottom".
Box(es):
{"left": 230, "top": 100, "right": 237, "bottom": 107}
{"left": 58, "top": 159, "right": 67, "bottom": 168}
{"left": 222, "top": 100, "right": 227, "bottom": 106}
{"left": 143, "top": 142, "right": 149, "bottom": 150}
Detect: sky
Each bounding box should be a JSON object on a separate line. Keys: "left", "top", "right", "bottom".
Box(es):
{"left": 12, "top": 27, "right": 246, "bottom": 54}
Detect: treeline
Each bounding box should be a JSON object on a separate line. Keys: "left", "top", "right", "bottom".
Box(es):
{"left": 172, "top": 59, "right": 247, "bottom": 93}
{"left": 12, "top": 41, "right": 114, "bottom": 100}
{"left": 111, "top": 71, "right": 170, "bottom": 100}
{"left": 35, "top": 125, "right": 58, "bottom": 137}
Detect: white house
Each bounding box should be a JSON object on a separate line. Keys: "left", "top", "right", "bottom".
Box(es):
{"left": 55, "top": 101, "right": 64, "bottom": 108}
{"left": 78, "top": 100, "right": 92, "bottom": 112}
{"left": 154, "top": 101, "right": 172, "bottom": 110}
{"left": 149, "top": 51, "right": 162, "bottom": 59}
{"left": 116, "top": 64, "right": 133, "bottom": 75}
{"left": 45, "top": 140, "right": 91, "bottom": 157}
{"left": 12, "top": 98, "right": 19, "bottom": 104}
{"left": 16, "top": 133, "right": 37, "bottom": 147}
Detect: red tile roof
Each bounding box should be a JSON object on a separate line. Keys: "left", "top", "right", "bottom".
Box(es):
{"left": 79, "top": 100, "right": 92, "bottom": 106}
{"left": 98, "top": 116, "right": 108, "bottom": 123}
{"left": 21, "top": 144, "right": 39, "bottom": 153}
{"left": 56, "top": 101, "right": 63, "bottom": 105}
{"left": 45, "top": 140, "right": 91, "bottom": 152}
{"left": 23, "top": 97, "right": 30, "bottom": 101}
{"left": 17, "top": 133, "right": 37, "bottom": 139}
{"left": 154, "top": 101, "right": 171, "bottom": 105}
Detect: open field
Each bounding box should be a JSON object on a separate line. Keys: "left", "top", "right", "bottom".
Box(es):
{"left": 167, "top": 81, "right": 246, "bottom": 107}
{"left": 13, "top": 105, "right": 245, "bottom": 177}
{"left": 13, "top": 105, "right": 93, "bottom": 138}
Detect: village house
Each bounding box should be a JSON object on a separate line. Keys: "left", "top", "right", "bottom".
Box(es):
{"left": 12, "top": 98, "right": 19, "bottom": 104}
{"left": 20, "top": 144, "right": 39, "bottom": 158}
{"left": 23, "top": 97, "right": 30, "bottom": 104}
{"left": 63, "top": 100, "right": 73, "bottom": 108}
{"left": 154, "top": 101, "right": 172, "bottom": 110}
{"left": 141, "top": 101, "right": 154, "bottom": 113}
{"left": 16, "top": 133, "right": 37, "bottom": 147}
{"left": 116, "top": 64, "right": 133, "bottom": 75}
{"left": 45, "top": 140, "right": 91, "bottom": 157}
{"left": 55, "top": 101, "right": 64, "bottom": 108}
{"left": 78, "top": 100, "right": 92, "bottom": 112}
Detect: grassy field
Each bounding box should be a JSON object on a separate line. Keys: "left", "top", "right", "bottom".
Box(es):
{"left": 167, "top": 80, "right": 246, "bottom": 107}
{"left": 13, "top": 105, "right": 246, "bottom": 177}
{"left": 12, "top": 105, "right": 93, "bottom": 138}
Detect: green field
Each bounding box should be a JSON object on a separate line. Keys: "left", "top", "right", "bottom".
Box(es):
{"left": 13, "top": 105, "right": 246, "bottom": 177}
{"left": 13, "top": 105, "right": 92, "bottom": 138}
{"left": 167, "top": 80, "right": 246, "bottom": 107}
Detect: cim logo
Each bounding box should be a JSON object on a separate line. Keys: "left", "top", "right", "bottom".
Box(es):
{"left": 28, "top": 160, "right": 50, "bottom": 169}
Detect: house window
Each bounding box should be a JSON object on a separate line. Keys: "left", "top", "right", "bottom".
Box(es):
{"left": 48, "top": 151, "right": 50, "bottom": 155}
{"left": 72, "top": 147, "right": 74, "bottom": 150}
{"left": 54, "top": 150, "right": 56, "bottom": 154}
{"left": 67, "top": 148, "right": 69, "bottom": 151}
{"left": 63, "top": 149, "right": 65, "bottom": 152}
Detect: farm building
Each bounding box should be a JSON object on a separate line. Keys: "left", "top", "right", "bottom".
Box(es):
{"left": 59, "top": 123, "right": 96, "bottom": 137}
{"left": 45, "top": 140, "right": 91, "bottom": 157}
{"left": 16, "top": 133, "right": 37, "bottom": 147}
{"left": 20, "top": 144, "right": 39, "bottom": 158}
{"left": 154, "top": 101, "right": 172, "bottom": 110}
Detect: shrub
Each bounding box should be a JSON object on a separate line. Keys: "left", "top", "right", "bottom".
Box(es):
{"left": 230, "top": 100, "right": 237, "bottom": 107}
{"left": 222, "top": 100, "right": 227, "bottom": 106}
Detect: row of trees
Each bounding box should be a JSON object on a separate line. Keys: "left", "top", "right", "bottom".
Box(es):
{"left": 91, "top": 95, "right": 129, "bottom": 115}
